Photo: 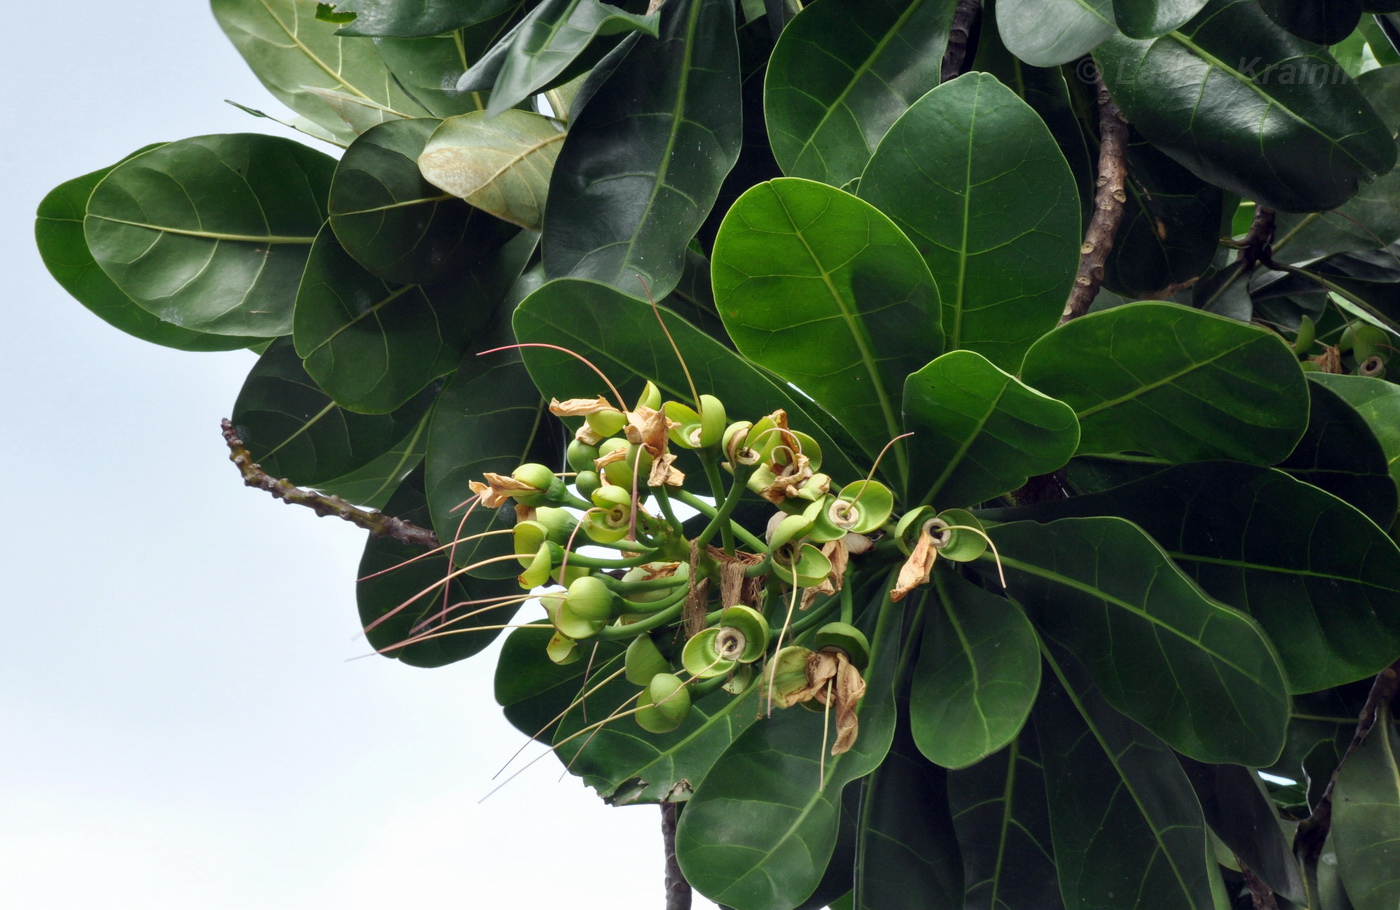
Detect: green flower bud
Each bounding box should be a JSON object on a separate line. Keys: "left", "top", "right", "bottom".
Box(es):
{"left": 518, "top": 542, "right": 553, "bottom": 589}
{"left": 634, "top": 380, "right": 662, "bottom": 412}
{"left": 585, "top": 408, "right": 628, "bottom": 440}
{"left": 534, "top": 506, "right": 578, "bottom": 543}
{"left": 636, "top": 673, "right": 691, "bottom": 733}
{"left": 567, "top": 440, "right": 600, "bottom": 473}
{"left": 625, "top": 634, "right": 671, "bottom": 685}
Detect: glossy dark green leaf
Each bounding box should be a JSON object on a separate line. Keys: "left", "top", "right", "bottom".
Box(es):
{"left": 292, "top": 225, "right": 498, "bottom": 413}
{"left": 995, "top": 0, "right": 1116, "bottom": 67}
{"left": 1311, "top": 373, "right": 1400, "bottom": 505}
{"left": 495, "top": 624, "right": 625, "bottom": 736}
{"left": 910, "top": 572, "right": 1041, "bottom": 769}
{"left": 1113, "top": 0, "right": 1210, "bottom": 37}
{"left": 1333, "top": 705, "right": 1400, "bottom": 910}
{"left": 85, "top": 134, "right": 334, "bottom": 337}
{"left": 1273, "top": 67, "right": 1400, "bottom": 262}
{"left": 357, "top": 467, "right": 520, "bottom": 667}
{"left": 854, "top": 711, "right": 963, "bottom": 910}
{"left": 542, "top": 0, "right": 741, "bottom": 299}
{"left": 1020, "top": 302, "right": 1309, "bottom": 463}
{"left": 231, "top": 337, "right": 439, "bottom": 486}
{"left": 983, "top": 517, "right": 1290, "bottom": 766}
{"left": 1034, "top": 655, "right": 1216, "bottom": 910}
{"left": 763, "top": 0, "right": 955, "bottom": 187}
{"left": 1258, "top": 0, "right": 1362, "bottom": 45}
{"left": 330, "top": 118, "right": 507, "bottom": 285}
{"left": 1103, "top": 135, "right": 1225, "bottom": 299}
{"left": 373, "top": 10, "right": 518, "bottom": 118}
{"left": 1318, "top": 829, "right": 1358, "bottom": 910}
{"left": 419, "top": 111, "right": 566, "bottom": 231}
{"left": 948, "top": 734, "right": 1064, "bottom": 910}
{"left": 36, "top": 153, "right": 262, "bottom": 351}
{"left": 993, "top": 462, "right": 1400, "bottom": 693}
{"left": 459, "top": 0, "right": 659, "bottom": 117}
{"left": 311, "top": 417, "right": 427, "bottom": 509}
{"left": 212, "top": 0, "right": 430, "bottom": 144}
{"left": 426, "top": 318, "right": 564, "bottom": 581}
{"left": 332, "top": 0, "right": 522, "bottom": 36}
{"left": 676, "top": 597, "right": 905, "bottom": 910}
{"left": 1179, "top": 758, "right": 1306, "bottom": 903}
{"left": 512, "top": 278, "right": 862, "bottom": 481}
{"left": 711, "top": 178, "right": 942, "bottom": 482}
{"left": 1093, "top": 0, "right": 1395, "bottom": 213}
{"left": 858, "top": 73, "right": 1080, "bottom": 370}
{"left": 902, "top": 350, "right": 1079, "bottom": 510}
{"left": 1280, "top": 378, "right": 1397, "bottom": 526}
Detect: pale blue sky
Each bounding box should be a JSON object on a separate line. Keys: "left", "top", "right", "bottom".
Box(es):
{"left": 3, "top": 4, "right": 718, "bottom": 907}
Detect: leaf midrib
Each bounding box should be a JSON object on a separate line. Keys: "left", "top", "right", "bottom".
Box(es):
{"left": 86, "top": 214, "right": 317, "bottom": 245}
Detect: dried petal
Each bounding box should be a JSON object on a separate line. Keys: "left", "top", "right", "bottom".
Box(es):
{"left": 892, "top": 523, "right": 938, "bottom": 602}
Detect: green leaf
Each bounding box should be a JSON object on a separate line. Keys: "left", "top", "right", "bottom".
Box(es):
{"left": 676, "top": 594, "right": 905, "bottom": 910}
{"left": 910, "top": 572, "right": 1041, "bottom": 769}
{"left": 1019, "top": 302, "right": 1309, "bottom": 464}
{"left": 331, "top": 0, "right": 522, "bottom": 36}
{"left": 948, "top": 734, "right": 1065, "bottom": 910}
{"left": 994, "top": 0, "right": 1116, "bottom": 67}
{"left": 291, "top": 225, "right": 498, "bottom": 413}
{"left": 459, "top": 0, "right": 660, "bottom": 118}
{"left": 858, "top": 72, "right": 1081, "bottom": 370}
{"left": 1333, "top": 704, "right": 1400, "bottom": 910}
{"left": 311, "top": 416, "right": 427, "bottom": 509}
{"left": 1034, "top": 653, "right": 1216, "bottom": 910}
{"left": 711, "top": 178, "right": 942, "bottom": 483}
{"left": 542, "top": 0, "right": 742, "bottom": 300}
{"left": 982, "top": 516, "right": 1290, "bottom": 766}
{"left": 35, "top": 152, "right": 262, "bottom": 351}
{"left": 1278, "top": 378, "right": 1398, "bottom": 528}
{"left": 373, "top": 11, "right": 517, "bottom": 119}
{"left": 854, "top": 711, "right": 963, "bottom": 909}
{"left": 1179, "top": 758, "right": 1306, "bottom": 903}
{"left": 1114, "top": 0, "right": 1210, "bottom": 37}
{"left": 996, "top": 462, "right": 1400, "bottom": 693}
{"left": 425, "top": 318, "right": 564, "bottom": 582}
{"left": 512, "top": 278, "right": 863, "bottom": 482}
{"left": 329, "top": 118, "right": 508, "bottom": 285}
{"left": 1274, "top": 67, "right": 1400, "bottom": 262}
{"left": 1092, "top": 0, "right": 1395, "bottom": 213}
{"left": 357, "top": 466, "right": 520, "bottom": 667}
{"left": 902, "top": 349, "right": 1080, "bottom": 510}
{"left": 496, "top": 625, "right": 625, "bottom": 738}
{"left": 1311, "top": 373, "right": 1400, "bottom": 508}
{"left": 231, "top": 337, "right": 439, "bottom": 486}
{"left": 763, "top": 0, "right": 956, "bottom": 187}
{"left": 1257, "top": 0, "right": 1362, "bottom": 45}
{"left": 419, "top": 111, "right": 567, "bottom": 231}
{"left": 84, "top": 134, "right": 334, "bottom": 337}
{"left": 212, "top": 0, "right": 430, "bottom": 144}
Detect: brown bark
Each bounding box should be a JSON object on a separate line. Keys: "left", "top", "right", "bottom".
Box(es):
{"left": 1061, "top": 75, "right": 1129, "bottom": 325}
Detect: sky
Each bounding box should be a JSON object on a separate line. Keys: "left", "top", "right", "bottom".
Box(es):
{"left": 2, "top": 4, "right": 719, "bottom": 908}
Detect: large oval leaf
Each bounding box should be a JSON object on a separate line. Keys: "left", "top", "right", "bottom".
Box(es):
{"left": 1020, "top": 302, "right": 1309, "bottom": 464}
{"left": 902, "top": 349, "right": 1080, "bottom": 510}
{"left": 541, "top": 0, "right": 741, "bottom": 299}
{"left": 332, "top": 0, "right": 523, "bottom": 36}
{"left": 230, "top": 337, "right": 438, "bottom": 486}
{"left": 1309, "top": 373, "right": 1400, "bottom": 507}
{"left": 512, "top": 278, "right": 863, "bottom": 482}
{"left": 1257, "top": 0, "right": 1362, "bottom": 45}
{"left": 329, "top": 117, "right": 506, "bottom": 285}
{"left": 36, "top": 154, "right": 261, "bottom": 351}
{"left": 712, "top": 178, "right": 942, "bottom": 484}
{"left": 373, "top": 12, "right": 517, "bottom": 119}
{"left": 84, "top": 134, "right": 334, "bottom": 337}
{"left": 212, "top": 0, "right": 430, "bottom": 144}
{"left": 995, "top": 0, "right": 1116, "bottom": 67}
{"left": 1278, "top": 377, "right": 1398, "bottom": 527}
{"left": 1332, "top": 704, "right": 1400, "bottom": 910}
{"left": 995, "top": 462, "right": 1400, "bottom": 693}
{"left": 858, "top": 72, "right": 1080, "bottom": 370}
{"left": 983, "top": 516, "right": 1290, "bottom": 766}
{"left": 763, "top": 0, "right": 955, "bottom": 187}
{"left": 1093, "top": 0, "right": 1395, "bottom": 213}
{"left": 910, "top": 572, "right": 1041, "bottom": 769}
{"left": 676, "top": 596, "right": 904, "bottom": 910}
{"left": 1114, "top": 0, "right": 1209, "bottom": 37}
{"left": 420, "top": 110, "right": 567, "bottom": 231}
{"left": 1034, "top": 654, "right": 1216, "bottom": 910}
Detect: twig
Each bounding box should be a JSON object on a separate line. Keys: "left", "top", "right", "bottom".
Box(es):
{"left": 940, "top": 0, "right": 982, "bottom": 83}
{"left": 1239, "top": 205, "right": 1277, "bottom": 272}
{"left": 1294, "top": 656, "right": 1400, "bottom": 865}
{"left": 1061, "top": 74, "right": 1129, "bottom": 325}
{"left": 221, "top": 418, "right": 439, "bottom": 548}
{"left": 662, "top": 802, "right": 692, "bottom": 910}
{"left": 1237, "top": 857, "right": 1279, "bottom": 910}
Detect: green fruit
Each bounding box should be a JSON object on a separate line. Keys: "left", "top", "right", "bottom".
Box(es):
{"left": 813, "top": 622, "right": 870, "bottom": 671}
{"left": 565, "top": 575, "right": 614, "bottom": 622}
{"left": 567, "top": 440, "right": 600, "bottom": 473}
{"left": 573, "top": 469, "right": 602, "bottom": 499}
{"left": 636, "top": 673, "right": 691, "bottom": 733}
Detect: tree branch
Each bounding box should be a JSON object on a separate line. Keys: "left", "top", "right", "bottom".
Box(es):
{"left": 221, "top": 418, "right": 439, "bottom": 548}
{"left": 1061, "top": 75, "right": 1129, "bottom": 325}
{"left": 940, "top": 0, "right": 982, "bottom": 83}
{"left": 1294, "top": 656, "right": 1400, "bottom": 865}
{"left": 1236, "top": 857, "right": 1280, "bottom": 910}
{"left": 1239, "top": 205, "right": 1277, "bottom": 272}
{"left": 662, "top": 802, "right": 692, "bottom": 910}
